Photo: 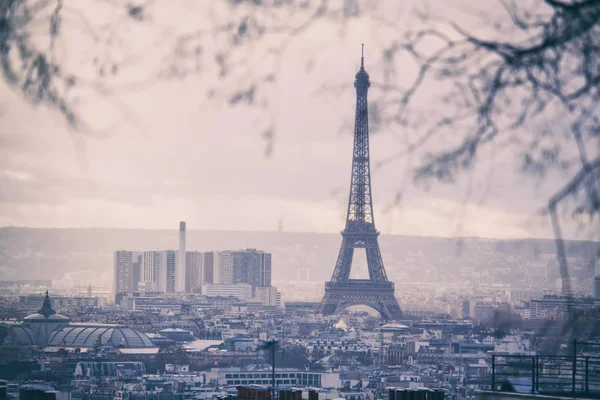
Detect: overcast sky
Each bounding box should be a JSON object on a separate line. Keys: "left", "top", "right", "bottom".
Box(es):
{"left": 0, "top": 0, "right": 593, "bottom": 240}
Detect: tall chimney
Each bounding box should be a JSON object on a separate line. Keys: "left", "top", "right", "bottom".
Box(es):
{"left": 178, "top": 221, "right": 186, "bottom": 292}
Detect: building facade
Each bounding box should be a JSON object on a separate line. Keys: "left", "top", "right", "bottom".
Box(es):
{"left": 254, "top": 286, "right": 281, "bottom": 307}
{"left": 186, "top": 251, "right": 204, "bottom": 293}
{"left": 157, "top": 250, "right": 177, "bottom": 294}
{"left": 473, "top": 302, "right": 495, "bottom": 322}
{"left": 529, "top": 295, "right": 596, "bottom": 319}
{"left": 231, "top": 249, "right": 271, "bottom": 288}
{"left": 209, "top": 367, "right": 339, "bottom": 388}
{"left": 203, "top": 252, "right": 214, "bottom": 284}
{"left": 178, "top": 221, "right": 186, "bottom": 293}
{"left": 201, "top": 284, "right": 253, "bottom": 301}
{"left": 141, "top": 251, "right": 161, "bottom": 291}
{"left": 461, "top": 299, "right": 470, "bottom": 318}
{"left": 114, "top": 251, "right": 134, "bottom": 294}
{"left": 215, "top": 251, "right": 234, "bottom": 285}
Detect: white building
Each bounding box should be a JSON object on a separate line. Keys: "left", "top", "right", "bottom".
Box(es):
{"left": 157, "top": 250, "right": 177, "bottom": 294}
{"left": 214, "top": 251, "right": 233, "bottom": 285}
{"left": 141, "top": 251, "right": 161, "bottom": 291}
{"left": 177, "top": 221, "right": 186, "bottom": 292}
{"left": 201, "top": 283, "right": 252, "bottom": 301}
{"left": 207, "top": 367, "right": 340, "bottom": 388}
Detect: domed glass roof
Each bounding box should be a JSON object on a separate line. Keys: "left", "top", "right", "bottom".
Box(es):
{"left": 23, "top": 313, "right": 71, "bottom": 322}
{"left": 9, "top": 326, "right": 36, "bottom": 345}
{"left": 48, "top": 325, "right": 155, "bottom": 348}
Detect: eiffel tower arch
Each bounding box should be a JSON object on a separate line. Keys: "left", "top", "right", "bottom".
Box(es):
{"left": 319, "top": 45, "right": 402, "bottom": 321}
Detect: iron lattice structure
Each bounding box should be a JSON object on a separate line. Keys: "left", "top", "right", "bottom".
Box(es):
{"left": 320, "top": 47, "right": 402, "bottom": 321}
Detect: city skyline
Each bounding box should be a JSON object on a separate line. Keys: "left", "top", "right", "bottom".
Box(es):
{"left": 113, "top": 222, "right": 276, "bottom": 306}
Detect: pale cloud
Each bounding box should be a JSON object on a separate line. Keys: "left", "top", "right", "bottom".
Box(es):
{"left": 2, "top": 170, "right": 34, "bottom": 182}
{"left": 0, "top": 0, "right": 589, "bottom": 241}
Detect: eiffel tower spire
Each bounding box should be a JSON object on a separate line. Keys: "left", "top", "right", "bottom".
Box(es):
{"left": 320, "top": 45, "right": 402, "bottom": 321}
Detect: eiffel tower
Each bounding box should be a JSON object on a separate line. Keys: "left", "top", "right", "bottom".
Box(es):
{"left": 319, "top": 45, "right": 402, "bottom": 321}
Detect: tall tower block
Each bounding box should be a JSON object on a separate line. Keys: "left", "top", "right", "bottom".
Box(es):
{"left": 319, "top": 45, "right": 402, "bottom": 321}
{"left": 178, "top": 221, "right": 186, "bottom": 292}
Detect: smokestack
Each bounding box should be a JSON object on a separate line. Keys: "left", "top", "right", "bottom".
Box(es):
{"left": 178, "top": 221, "right": 186, "bottom": 292}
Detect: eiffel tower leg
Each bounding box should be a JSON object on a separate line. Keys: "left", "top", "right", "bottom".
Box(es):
{"left": 319, "top": 291, "right": 339, "bottom": 316}
{"left": 365, "top": 237, "right": 387, "bottom": 282}
{"left": 330, "top": 237, "right": 354, "bottom": 282}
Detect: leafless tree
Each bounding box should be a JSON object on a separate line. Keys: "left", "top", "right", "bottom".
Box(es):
{"left": 1, "top": 0, "right": 359, "bottom": 152}
{"left": 373, "top": 0, "right": 600, "bottom": 346}
{"left": 373, "top": 0, "right": 600, "bottom": 293}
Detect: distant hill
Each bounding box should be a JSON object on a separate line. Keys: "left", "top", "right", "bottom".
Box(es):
{"left": 0, "top": 227, "right": 598, "bottom": 287}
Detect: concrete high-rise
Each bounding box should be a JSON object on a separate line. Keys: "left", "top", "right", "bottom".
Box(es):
{"left": 186, "top": 251, "right": 203, "bottom": 292}
{"left": 132, "top": 252, "right": 142, "bottom": 290}
{"left": 114, "top": 248, "right": 186, "bottom": 296}
{"left": 594, "top": 259, "right": 600, "bottom": 300}
{"left": 214, "top": 251, "right": 233, "bottom": 284}
{"left": 229, "top": 249, "right": 272, "bottom": 288}
{"left": 257, "top": 252, "right": 272, "bottom": 288}
{"left": 462, "top": 299, "right": 471, "bottom": 318}
{"left": 177, "top": 221, "right": 186, "bottom": 292}
{"left": 203, "top": 252, "right": 214, "bottom": 284}
{"left": 232, "top": 251, "right": 253, "bottom": 286}
{"left": 141, "top": 251, "right": 160, "bottom": 292}
{"left": 158, "top": 250, "right": 177, "bottom": 294}
{"left": 114, "top": 250, "right": 134, "bottom": 295}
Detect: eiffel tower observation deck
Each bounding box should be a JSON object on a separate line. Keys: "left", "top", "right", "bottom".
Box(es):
{"left": 319, "top": 45, "right": 402, "bottom": 321}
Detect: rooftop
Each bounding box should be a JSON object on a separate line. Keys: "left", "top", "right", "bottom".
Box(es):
{"left": 23, "top": 291, "right": 70, "bottom": 323}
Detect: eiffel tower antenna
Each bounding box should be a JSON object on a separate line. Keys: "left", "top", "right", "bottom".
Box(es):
{"left": 361, "top": 43, "right": 364, "bottom": 68}
{"left": 319, "top": 44, "right": 402, "bottom": 321}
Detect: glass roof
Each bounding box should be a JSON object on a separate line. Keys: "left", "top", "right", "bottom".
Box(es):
{"left": 48, "top": 325, "right": 154, "bottom": 348}
{"left": 10, "top": 326, "right": 35, "bottom": 345}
